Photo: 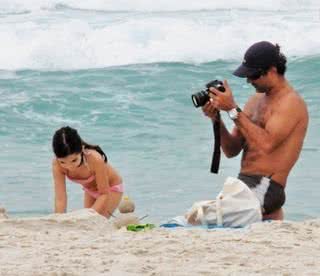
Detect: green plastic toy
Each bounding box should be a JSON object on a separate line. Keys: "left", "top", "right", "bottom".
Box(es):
{"left": 126, "top": 223, "right": 155, "bottom": 232}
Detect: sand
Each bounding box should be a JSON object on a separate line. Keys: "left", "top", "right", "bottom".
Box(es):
{"left": 0, "top": 208, "right": 319, "bottom": 276}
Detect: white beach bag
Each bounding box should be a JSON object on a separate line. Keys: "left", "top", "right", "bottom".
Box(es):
{"left": 186, "top": 177, "right": 262, "bottom": 227}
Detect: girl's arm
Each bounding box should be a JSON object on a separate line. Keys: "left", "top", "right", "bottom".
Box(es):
{"left": 88, "top": 153, "right": 111, "bottom": 216}
{"left": 52, "top": 159, "right": 67, "bottom": 213}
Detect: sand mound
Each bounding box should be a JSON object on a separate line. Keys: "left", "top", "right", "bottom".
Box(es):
{"left": 0, "top": 208, "right": 114, "bottom": 234}
{"left": 0, "top": 207, "right": 8, "bottom": 219}
{"left": 1, "top": 208, "right": 320, "bottom": 275}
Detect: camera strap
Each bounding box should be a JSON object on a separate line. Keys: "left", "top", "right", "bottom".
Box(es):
{"left": 210, "top": 112, "right": 221, "bottom": 174}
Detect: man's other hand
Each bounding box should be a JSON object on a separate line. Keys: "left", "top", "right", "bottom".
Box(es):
{"left": 202, "top": 99, "right": 219, "bottom": 122}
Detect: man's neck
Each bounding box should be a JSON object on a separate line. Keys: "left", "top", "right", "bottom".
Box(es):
{"left": 266, "top": 77, "right": 288, "bottom": 98}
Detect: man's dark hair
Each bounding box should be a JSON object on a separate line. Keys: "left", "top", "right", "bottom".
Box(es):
{"left": 274, "top": 44, "right": 287, "bottom": 75}
{"left": 233, "top": 41, "right": 288, "bottom": 78}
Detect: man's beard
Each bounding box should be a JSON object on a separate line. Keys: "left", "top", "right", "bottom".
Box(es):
{"left": 251, "top": 83, "right": 272, "bottom": 93}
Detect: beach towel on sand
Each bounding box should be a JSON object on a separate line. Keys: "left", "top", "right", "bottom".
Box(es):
{"left": 166, "top": 177, "right": 261, "bottom": 228}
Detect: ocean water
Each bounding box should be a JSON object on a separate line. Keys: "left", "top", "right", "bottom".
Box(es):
{"left": 0, "top": 0, "right": 319, "bottom": 222}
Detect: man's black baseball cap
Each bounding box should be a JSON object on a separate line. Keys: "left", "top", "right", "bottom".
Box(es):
{"left": 233, "top": 41, "right": 279, "bottom": 78}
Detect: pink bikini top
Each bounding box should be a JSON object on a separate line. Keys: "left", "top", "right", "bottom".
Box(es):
{"left": 64, "top": 150, "right": 97, "bottom": 187}
{"left": 66, "top": 170, "right": 124, "bottom": 198}
{"left": 63, "top": 151, "right": 124, "bottom": 198}
{"left": 66, "top": 174, "right": 95, "bottom": 187}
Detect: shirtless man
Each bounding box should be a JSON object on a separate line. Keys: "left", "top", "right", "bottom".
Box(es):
{"left": 202, "top": 41, "right": 309, "bottom": 220}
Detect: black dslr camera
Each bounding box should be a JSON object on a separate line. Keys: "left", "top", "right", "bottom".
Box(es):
{"left": 191, "top": 79, "right": 226, "bottom": 174}
{"left": 191, "top": 80, "right": 225, "bottom": 108}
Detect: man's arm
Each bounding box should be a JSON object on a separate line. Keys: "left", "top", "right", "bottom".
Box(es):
{"left": 203, "top": 94, "right": 257, "bottom": 158}
{"left": 234, "top": 96, "right": 303, "bottom": 154}
{"left": 217, "top": 119, "right": 244, "bottom": 158}
{"left": 209, "top": 80, "right": 306, "bottom": 155}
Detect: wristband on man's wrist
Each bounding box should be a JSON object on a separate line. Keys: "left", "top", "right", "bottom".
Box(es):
{"left": 227, "top": 106, "right": 242, "bottom": 120}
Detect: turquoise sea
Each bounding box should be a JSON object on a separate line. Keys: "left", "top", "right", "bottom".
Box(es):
{"left": 0, "top": 1, "right": 319, "bottom": 223}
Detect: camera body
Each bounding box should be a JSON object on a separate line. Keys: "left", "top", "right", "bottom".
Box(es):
{"left": 191, "top": 80, "right": 225, "bottom": 108}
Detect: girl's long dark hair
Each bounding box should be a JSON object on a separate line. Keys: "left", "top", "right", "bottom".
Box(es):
{"left": 52, "top": 126, "right": 107, "bottom": 162}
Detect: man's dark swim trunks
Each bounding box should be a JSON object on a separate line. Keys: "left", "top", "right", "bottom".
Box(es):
{"left": 238, "top": 173, "right": 286, "bottom": 215}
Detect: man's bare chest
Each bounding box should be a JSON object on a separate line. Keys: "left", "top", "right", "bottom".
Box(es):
{"left": 250, "top": 100, "right": 273, "bottom": 128}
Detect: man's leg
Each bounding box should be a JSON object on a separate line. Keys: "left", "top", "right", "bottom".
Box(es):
{"left": 263, "top": 208, "right": 284, "bottom": 220}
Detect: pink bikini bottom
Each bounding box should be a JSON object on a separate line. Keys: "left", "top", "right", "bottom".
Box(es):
{"left": 83, "top": 183, "right": 124, "bottom": 199}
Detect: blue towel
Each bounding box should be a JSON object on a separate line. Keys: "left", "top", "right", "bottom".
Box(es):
{"left": 160, "top": 223, "right": 225, "bottom": 229}
{"left": 160, "top": 216, "right": 244, "bottom": 229}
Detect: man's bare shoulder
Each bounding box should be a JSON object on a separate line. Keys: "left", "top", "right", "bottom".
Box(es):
{"left": 271, "top": 88, "right": 309, "bottom": 133}
{"left": 292, "top": 88, "right": 307, "bottom": 107}
{"left": 279, "top": 89, "right": 308, "bottom": 116}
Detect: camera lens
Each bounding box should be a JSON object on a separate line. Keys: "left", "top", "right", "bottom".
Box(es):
{"left": 191, "top": 90, "right": 209, "bottom": 108}
{"left": 191, "top": 94, "right": 200, "bottom": 107}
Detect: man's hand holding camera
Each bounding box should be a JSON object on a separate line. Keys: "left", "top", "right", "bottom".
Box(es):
{"left": 201, "top": 80, "right": 237, "bottom": 121}
{"left": 208, "top": 80, "right": 237, "bottom": 111}
{"left": 202, "top": 101, "right": 219, "bottom": 121}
